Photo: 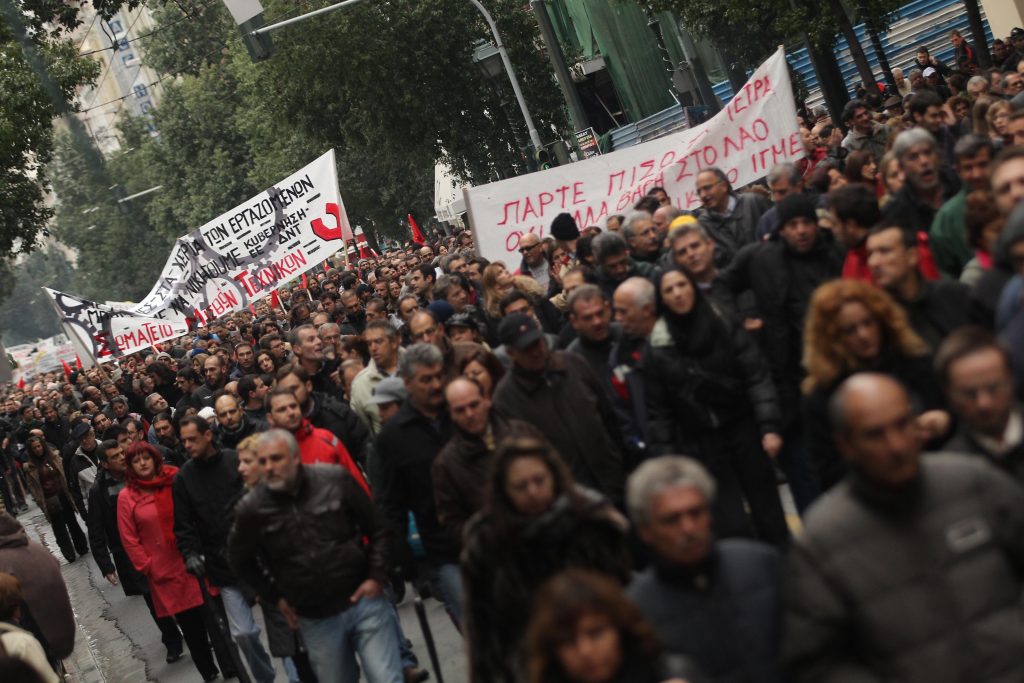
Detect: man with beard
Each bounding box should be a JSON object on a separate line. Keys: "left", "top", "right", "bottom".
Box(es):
{"left": 883, "top": 129, "right": 961, "bottom": 234}
{"left": 930, "top": 135, "right": 995, "bottom": 278}
{"left": 213, "top": 392, "right": 268, "bottom": 450}
{"left": 376, "top": 343, "right": 463, "bottom": 625}
{"left": 40, "top": 402, "right": 69, "bottom": 452}
{"left": 275, "top": 365, "right": 370, "bottom": 467}
{"left": 193, "top": 356, "right": 227, "bottom": 409}
{"left": 229, "top": 343, "right": 258, "bottom": 380}
{"left": 289, "top": 324, "right": 340, "bottom": 396}
{"left": 151, "top": 413, "right": 188, "bottom": 465}
{"left": 338, "top": 290, "right": 368, "bottom": 336}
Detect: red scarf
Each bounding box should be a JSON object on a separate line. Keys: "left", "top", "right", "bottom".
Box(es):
{"left": 129, "top": 465, "right": 179, "bottom": 547}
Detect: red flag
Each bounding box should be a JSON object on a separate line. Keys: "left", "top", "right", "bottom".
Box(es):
{"left": 75, "top": 355, "right": 83, "bottom": 370}
{"left": 301, "top": 273, "right": 308, "bottom": 289}
{"left": 408, "top": 214, "right": 426, "bottom": 245}
{"left": 60, "top": 359, "right": 72, "bottom": 379}
{"left": 323, "top": 260, "right": 330, "bottom": 271}
{"left": 248, "top": 304, "right": 257, "bottom": 316}
{"left": 17, "top": 376, "right": 25, "bottom": 389}
{"left": 270, "top": 290, "right": 281, "bottom": 310}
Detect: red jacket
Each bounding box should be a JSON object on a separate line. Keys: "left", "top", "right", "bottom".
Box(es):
{"left": 117, "top": 483, "right": 204, "bottom": 618}
{"left": 293, "top": 419, "right": 370, "bottom": 496}
{"left": 842, "top": 232, "right": 941, "bottom": 282}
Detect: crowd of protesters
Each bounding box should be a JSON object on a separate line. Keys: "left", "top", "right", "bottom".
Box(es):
{"left": 4, "top": 25, "right": 1024, "bottom": 683}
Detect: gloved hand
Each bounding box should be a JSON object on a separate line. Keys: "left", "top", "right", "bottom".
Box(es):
{"left": 184, "top": 554, "right": 206, "bottom": 578}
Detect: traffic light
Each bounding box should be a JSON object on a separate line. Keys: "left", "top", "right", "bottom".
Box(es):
{"left": 536, "top": 148, "right": 556, "bottom": 170}
{"left": 239, "top": 14, "right": 275, "bottom": 63}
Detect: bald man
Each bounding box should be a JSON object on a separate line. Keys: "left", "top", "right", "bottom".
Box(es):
{"left": 784, "top": 374, "right": 1024, "bottom": 682}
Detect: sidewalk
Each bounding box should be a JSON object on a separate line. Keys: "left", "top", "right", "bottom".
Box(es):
{"left": 19, "top": 503, "right": 466, "bottom": 682}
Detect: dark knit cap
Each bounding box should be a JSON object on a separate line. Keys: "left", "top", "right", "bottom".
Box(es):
{"left": 776, "top": 194, "right": 818, "bottom": 229}
{"left": 550, "top": 213, "right": 580, "bottom": 241}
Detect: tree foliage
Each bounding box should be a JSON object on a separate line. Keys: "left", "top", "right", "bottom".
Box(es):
{"left": 0, "top": 3, "right": 99, "bottom": 261}
{"left": 0, "top": 244, "right": 75, "bottom": 344}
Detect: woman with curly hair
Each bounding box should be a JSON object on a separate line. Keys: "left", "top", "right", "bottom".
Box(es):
{"left": 525, "top": 570, "right": 699, "bottom": 683}
{"left": 462, "top": 435, "right": 631, "bottom": 683}
{"left": 801, "top": 280, "right": 948, "bottom": 489}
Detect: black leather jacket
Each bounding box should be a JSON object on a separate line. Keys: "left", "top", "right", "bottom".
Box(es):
{"left": 228, "top": 464, "right": 391, "bottom": 618}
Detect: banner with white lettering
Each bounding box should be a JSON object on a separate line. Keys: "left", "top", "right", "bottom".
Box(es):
{"left": 44, "top": 149, "right": 352, "bottom": 357}
{"left": 464, "top": 47, "right": 801, "bottom": 263}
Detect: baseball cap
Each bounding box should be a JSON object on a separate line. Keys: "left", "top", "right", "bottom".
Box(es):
{"left": 71, "top": 421, "right": 92, "bottom": 440}
{"left": 1011, "top": 27, "right": 1024, "bottom": 39}
{"left": 498, "top": 313, "right": 544, "bottom": 350}
{"left": 446, "top": 313, "right": 477, "bottom": 330}
{"left": 922, "top": 67, "right": 937, "bottom": 78}
{"left": 369, "top": 376, "right": 407, "bottom": 405}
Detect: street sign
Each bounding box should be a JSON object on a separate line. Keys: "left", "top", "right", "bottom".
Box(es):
{"left": 574, "top": 128, "right": 601, "bottom": 159}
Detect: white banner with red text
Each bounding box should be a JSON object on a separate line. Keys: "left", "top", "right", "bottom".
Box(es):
{"left": 464, "top": 47, "right": 802, "bottom": 263}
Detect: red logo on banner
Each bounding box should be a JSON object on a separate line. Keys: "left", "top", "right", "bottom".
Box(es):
{"left": 311, "top": 203, "right": 344, "bottom": 241}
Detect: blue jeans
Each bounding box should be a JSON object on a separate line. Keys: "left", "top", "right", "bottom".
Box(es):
{"left": 220, "top": 586, "right": 276, "bottom": 683}
{"left": 431, "top": 562, "right": 464, "bottom": 629}
{"left": 298, "top": 595, "right": 404, "bottom": 683}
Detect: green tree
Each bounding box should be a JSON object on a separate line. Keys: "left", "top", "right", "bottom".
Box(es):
{"left": 0, "top": 3, "right": 100, "bottom": 261}
{"left": 47, "top": 116, "right": 171, "bottom": 301}
{"left": 0, "top": 244, "right": 75, "bottom": 344}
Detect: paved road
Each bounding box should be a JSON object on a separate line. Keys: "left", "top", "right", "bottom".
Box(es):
{"left": 17, "top": 504, "right": 467, "bottom": 683}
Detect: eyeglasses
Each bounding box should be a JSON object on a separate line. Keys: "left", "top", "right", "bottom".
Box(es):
{"left": 414, "top": 325, "right": 438, "bottom": 340}
{"left": 695, "top": 180, "right": 723, "bottom": 194}
{"left": 519, "top": 243, "right": 541, "bottom": 254}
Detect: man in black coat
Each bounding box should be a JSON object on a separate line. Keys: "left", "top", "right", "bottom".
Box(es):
{"left": 212, "top": 392, "right": 267, "bottom": 450}
{"left": 493, "top": 313, "right": 625, "bottom": 502}
{"left": 376, "top": 343, "right": 463, "bottom": 626}
{"left": 86, "top": 440, "right": 184, "bottom": 662}
{"left": 627, "top": 456, "right": 783, "bottom": 682}
{"left": 565, "top": 284, "right": 621, "bottom": 395}
{"left": 867, "top": 222, "right": 970, "bottom": 349}
{"left": 173, "top": 415, "right": 276, "bottom": 683}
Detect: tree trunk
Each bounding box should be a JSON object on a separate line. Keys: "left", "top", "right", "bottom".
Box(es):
{"left": 962, "top": 0, "right": 990, "bottom": 67}
{"left": 865, "top": 23, "right": 895, "bottom": 89}
{"left": 826, "top": 0, "right": 876, "bottom": 93}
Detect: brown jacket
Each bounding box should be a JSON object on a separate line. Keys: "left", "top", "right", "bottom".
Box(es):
{"left": 432, "top": 414, "right": 539, "bottom": 547}
{"left": 23, "top": 455, "right": 78, "bottom": 524}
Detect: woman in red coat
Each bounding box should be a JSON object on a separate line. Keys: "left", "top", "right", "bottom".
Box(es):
{"left": 117, "top": 442, "right": 219, "bottom": 681}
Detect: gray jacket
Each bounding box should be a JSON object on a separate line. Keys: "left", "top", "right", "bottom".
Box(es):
{"left": 783, "top": 454, "right": 1024, "bottom": 682}
{"left": 696, "top": 193, "right": 771, "bottom": 267}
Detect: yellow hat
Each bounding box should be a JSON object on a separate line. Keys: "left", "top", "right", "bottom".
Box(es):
{"left": 668, "top": 214, "right": 698, "bottom": 230}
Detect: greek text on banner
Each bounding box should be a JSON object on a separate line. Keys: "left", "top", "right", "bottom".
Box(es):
{"left": 463, "top": 47, "right": 803, "bottom": 263}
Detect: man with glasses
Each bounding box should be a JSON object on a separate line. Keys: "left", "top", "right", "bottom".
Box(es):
{"left": 407, "top": 310, "right": 483, "bottom": 381}
{"left": 694, "top": 167, "right": 770, "bottom": 267}
{"left": 516, "top": 233, "right": 555, "bottom": 294}
{"left": 622, "top": 211, "right": 664, "bottom": 264}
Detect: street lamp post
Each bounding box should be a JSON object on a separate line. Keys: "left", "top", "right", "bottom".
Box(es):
{"left": 246, "top": 0, "right": 544, "bottom": 155}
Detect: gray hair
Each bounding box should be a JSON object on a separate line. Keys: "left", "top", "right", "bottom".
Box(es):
{"left": 622, "top": 211, "right": 653, "bottom": 239}
{"left": 257, "top": 428, "right": 299, "bottom": 457}
{"left": 144, "top": 393, "right": 164, "bottom": 411}
{"left": 891, "top": 127, "right": 936, "bottom": 161}
{"left": 626, "top": 456, "right": 716, "bottom": 525}
{"left": 766, "top": 162, "right": 802, "bottom": 187}
{"left": 317, "top": 322, "right": 340, "bottom": 337}
{"left": 567, "top": 283, "right": 607, "bottom": 316}
{"left": 668, "top": 220, "right": 711, "bottom": 244}
{"left": 592, "top": 231, "right": 629, "bottom": 263}
{"left": 967, "top": 75, "right": 988, "bottom": 92}
{"left": 398, "top": 343, "right": 443, "bottom": 379}
{"left": 434, "top": 274, "right": 456, "bottom": 300}
{"left": 614, "top": 277, "right": 656, "bottom": 311}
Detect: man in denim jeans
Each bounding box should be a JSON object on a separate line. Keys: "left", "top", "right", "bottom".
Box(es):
{"left": 229, "top": 429, "right": 402, "bottom": 682}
